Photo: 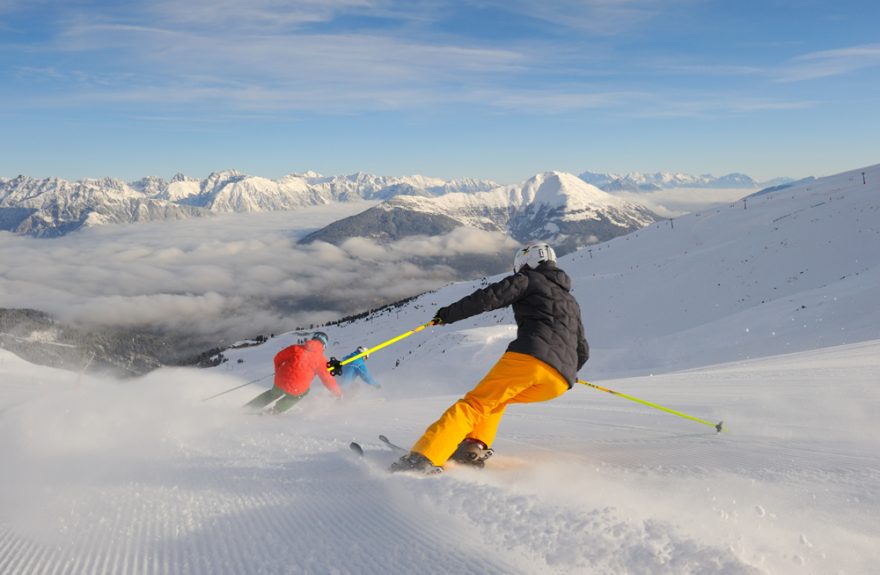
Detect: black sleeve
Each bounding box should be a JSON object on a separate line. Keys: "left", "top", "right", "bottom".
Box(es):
{"left": 439, "top": 273, "right": 530, "bottom": 324}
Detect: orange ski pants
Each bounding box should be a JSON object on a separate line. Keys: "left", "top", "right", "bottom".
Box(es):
{"left": 412, "top": 351, "right": 569, "bottom": 466}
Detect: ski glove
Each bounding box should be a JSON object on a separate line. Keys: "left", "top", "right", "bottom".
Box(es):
{"left": 431, "top": 308, "right": 449, "bottom": 325}
{"left": 327, "top": 357, "right": 343, "bottom": 376}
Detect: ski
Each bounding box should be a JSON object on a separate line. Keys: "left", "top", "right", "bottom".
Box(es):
{"left": 378, "top": 434, "right": 407, "bottom": 453}
{"left": 350, "top": 435, "right": 446, "bottom": 475}
{"left": 348, "top": 435, "right": 406, "bottom": 456}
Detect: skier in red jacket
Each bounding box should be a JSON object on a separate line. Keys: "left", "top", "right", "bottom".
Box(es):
{"left": 244, "top": 332, "right": 342, "bottom": 414}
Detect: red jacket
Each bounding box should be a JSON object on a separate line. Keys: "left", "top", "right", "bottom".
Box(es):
{"left": 274, "top": 340, "right": 342, "bottom": 397}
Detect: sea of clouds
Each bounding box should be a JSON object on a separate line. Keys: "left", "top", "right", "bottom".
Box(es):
{"left": 0, "top": 204, "right": 518, "bottom": 342}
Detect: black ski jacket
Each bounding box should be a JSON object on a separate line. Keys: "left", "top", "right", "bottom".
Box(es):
{"left": 436, "top": 262, "right": 589, "bottom": 387}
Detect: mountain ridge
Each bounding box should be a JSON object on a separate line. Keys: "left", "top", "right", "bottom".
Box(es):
{"left": 580, "top": 169, "right": 792, "bottom": 192}
{"left": 0, "top": 171, "right": 500, "bottom": 237}
{"left": 0, "top": 167, "right": 785, "bottom": 237}
{"left": 301, "top": 171, "right": 662, "bottom": 255}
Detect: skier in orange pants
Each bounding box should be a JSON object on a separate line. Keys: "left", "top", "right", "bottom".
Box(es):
{"left": 391, "top": 243, "right": 589, "bottom": 473}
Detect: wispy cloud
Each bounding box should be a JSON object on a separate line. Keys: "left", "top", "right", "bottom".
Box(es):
{"left": 2, "top": 0, "right": 724, "bottom": 120}
{"left": 12, "top": 0, "right": 677, "bottom": 115}
{"left": 0, "top": 0, "right": 31, "bottom": 13}
{"left": 475, "top": 87, "right": 639, "bottom": 113}
{"left": 44, "top": 15, "right": 527, "bottom": 111}
{"left": 147, "top": 0, "right": 379, "bottom": 29}
{"left": 494, "top": 0, "right": 670, "bottom": 35}
{"left": 778, "top": 44, "right": 880, "bottom": 82}
{"left": 620, "top": 90, "right": 817, "bottom": 119}
{"left": 644, "top": 59, "right": 764, "bottom": 78}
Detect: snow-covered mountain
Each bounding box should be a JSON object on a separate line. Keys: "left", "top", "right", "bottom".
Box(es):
{"left": 0, "top": 175, "right": 205, "bottom": 236}
{"left": 579, "top": 169, "right": 790, "bottom": 192}
{"left": 302, "top": 171, "right": 661, "bottom": 254}
{"left": 0, "top": 171, "right": 499, "bottom": 237}
{"left": 1, "top": 168, "right": 790, "bottom": 238}
{"left": 1, "top": 163, "right": 877, "bottom": 574}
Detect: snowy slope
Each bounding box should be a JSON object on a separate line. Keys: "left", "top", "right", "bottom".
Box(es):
{"left": 572, "top": 163, "right": 880, "bottom": 376}
{"left": 1, "top": 341, "right": 877, "bottom": 574}
{"left": 1, "top": 164, "right": 878, "bottom": 574}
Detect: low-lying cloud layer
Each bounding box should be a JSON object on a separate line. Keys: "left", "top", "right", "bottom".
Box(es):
{"left": 607, "top": 187, "right": 755, "bottom": 218}
{"left": 0, "top": 205, "right": 518, "bottom": 342}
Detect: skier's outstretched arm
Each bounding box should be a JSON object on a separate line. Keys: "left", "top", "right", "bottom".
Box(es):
{"left": 437, "top": 273, "right": 529, "bottom": 324}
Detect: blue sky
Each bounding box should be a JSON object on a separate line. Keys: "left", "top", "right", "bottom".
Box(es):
{"left": 1, "top": 0, "right": 878, "bottom": 183}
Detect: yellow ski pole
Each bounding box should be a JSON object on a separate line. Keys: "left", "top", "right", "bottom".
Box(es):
{"left": 328, "top": 321, "right": 435, "bottom": 372}
{"left": 577, "top": 379, "right": 724, "bottom": 433}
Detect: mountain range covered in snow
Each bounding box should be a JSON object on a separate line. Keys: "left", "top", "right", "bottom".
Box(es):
{"left": 0, "top": 171, "right": 500, "bottom": 237}
{"left": 579, "top": 170, "right": 792, "bottom": 192}
{"left": 0, "top": 168, "right": 782, "bottom": 238}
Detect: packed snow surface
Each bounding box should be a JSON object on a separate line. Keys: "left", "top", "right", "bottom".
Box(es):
{"left": 2, "top": 342, "right": 878, "bottom": 574}
{"left": 1, "top": 164, "right": 878, "bottom": 573}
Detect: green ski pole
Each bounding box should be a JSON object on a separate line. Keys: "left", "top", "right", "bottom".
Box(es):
{"left": 202, "top": 373, "right": 272, "bottom": 402}
{"left": 578, "top": 379, "right": 724, "bottom": 433}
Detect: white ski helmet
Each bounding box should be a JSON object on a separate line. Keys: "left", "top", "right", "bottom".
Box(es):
{"left": 513, "top": 243, "right": 556, "bottom": 273}
{"left": 357, "top": 345, "right": 369, "bottom": 360}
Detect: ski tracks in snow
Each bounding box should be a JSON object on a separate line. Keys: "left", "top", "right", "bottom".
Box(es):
{"left": 0, "top": 433, "right": 527, "bottom": 574}
{"left": 0, "top": 431, "right": 761, "bottom": 575}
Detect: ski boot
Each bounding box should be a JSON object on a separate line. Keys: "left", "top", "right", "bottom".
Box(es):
{"left": 449, "top": 438, "right": 494, "bottom": 468}
{"left": 389, "top": 452, "right": 443, "bottom": 475}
